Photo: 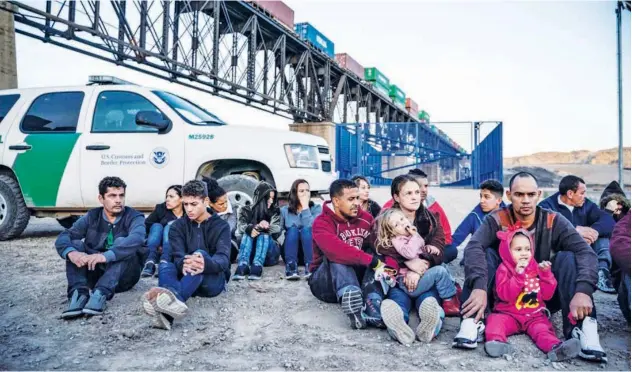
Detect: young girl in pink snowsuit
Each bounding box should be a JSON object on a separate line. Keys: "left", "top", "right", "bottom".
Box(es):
{"left": 484, "top": 226, "right": 581, "bottom": 362}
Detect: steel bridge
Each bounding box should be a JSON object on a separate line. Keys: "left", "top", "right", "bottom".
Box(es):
{"left": 4, "top": 0, "right": 421, "bottom": 125}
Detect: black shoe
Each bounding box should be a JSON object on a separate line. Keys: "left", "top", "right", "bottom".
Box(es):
{"left": 233, "top": 264, "right": 249, "bottom": 281}
{"left": 62, "top": 290, "right": 89, "bottom": 319}
{"left": 285, "top": 262, "right": 300, "bottom": 280}
{"left": 141, "top": 261, "right": 156, "bottom": 278}
{"left": 249, "top": 265, "right": 263, "bottom": 280}
{"left": 363, "top": 297, "right": 386, "bottom": 328}
{"left": 82, "top": 289, "right": 107, "bottom": 316}
{"left": 597, "top": 269, "right": 617, "bottom": 294}
{"left": 340, "top": 288, "right": 366, "bottom": 330}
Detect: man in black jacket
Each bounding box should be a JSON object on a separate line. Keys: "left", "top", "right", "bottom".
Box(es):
{"left": 142, "top": 180, "right": 231, "bottom": 330}
{"left": 453, "top": 172, "right": 607, "bottom": 363}
{"left": 55, "top": 177, "right": 145, "bottom": 318}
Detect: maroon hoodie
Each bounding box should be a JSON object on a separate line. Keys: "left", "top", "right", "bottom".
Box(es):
{"left": 311, "top": 201, "right": 398, "bottom": 272}
{"left": 610, "top": 210, "right": 631, "bottom": 274}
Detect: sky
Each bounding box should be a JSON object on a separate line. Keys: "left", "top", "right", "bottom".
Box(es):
{"left": 13, "top": 0, "right": 632, "bottom": 157}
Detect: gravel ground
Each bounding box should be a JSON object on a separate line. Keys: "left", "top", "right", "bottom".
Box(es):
{"left": 0, "top": 187, "right": 629, "bottom": 371}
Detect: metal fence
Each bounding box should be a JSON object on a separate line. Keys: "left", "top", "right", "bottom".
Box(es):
{"left": 335, "top": 121, "right": 503, "bottom": 188}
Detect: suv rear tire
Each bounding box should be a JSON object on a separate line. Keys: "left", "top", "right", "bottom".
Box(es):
{"left": 0, "top": 174, "right": 30, "bottom": 240}
{"left": 218, "top": 174, "right": 259, "bottom": 213}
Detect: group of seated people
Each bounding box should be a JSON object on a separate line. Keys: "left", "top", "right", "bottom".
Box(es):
{"left": 54, "top": 170, "right": 631, "bottom": 363}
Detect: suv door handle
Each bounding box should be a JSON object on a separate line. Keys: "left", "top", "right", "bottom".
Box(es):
{"left": 8, "top": 145, "right": 32, "bottom": 151}
{"left": 85, "top": 145, "right": 110, "bottom": 150}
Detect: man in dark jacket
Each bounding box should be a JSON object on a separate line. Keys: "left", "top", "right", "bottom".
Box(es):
{"left": 610, "top": 211, "right": 630, "bottom": 324}
{"left": 55, "top": 177, "right": 145, "bottom": 319}
{"left": 540, "top": 175, "right": 616, "bottom": 294}
{"left": 309, "top": 179, "right": 397, "bottom": 330}
{"left": 453, "top": 172, "right": 606, "bottom": 363}
{"left": 599, "top": 181, "right": 631, "bottom": 223}
{"left": 454, "top": 179, "right": 505, "bottom": 266}
{"left": 142, "top": 180, "right": 231, "bottom": 330}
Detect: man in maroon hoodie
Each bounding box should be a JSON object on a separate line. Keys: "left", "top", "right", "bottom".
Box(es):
{"left": 309, "top": 179, "right": 396, "bottom": 329}
{"left": 610, "top": 211, "right": 630, "bottom": 324}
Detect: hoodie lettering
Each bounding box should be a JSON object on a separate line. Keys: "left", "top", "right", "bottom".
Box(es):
{"left": 338, "top": 227, "right": 370, "bottom": 249}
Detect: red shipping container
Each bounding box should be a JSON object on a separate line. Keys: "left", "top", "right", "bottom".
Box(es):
{"left": 405, "top": 98, "right": 418, "bottom": 112}
{"left": 335, "top": 53, "right": 364, "bottom": 79}
{"left": 250, "top": 1, "right": 294, "bottom": 30}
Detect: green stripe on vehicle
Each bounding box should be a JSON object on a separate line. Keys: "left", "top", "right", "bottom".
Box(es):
{"left": 12, "top": 133, "right": 81, "bottom": 207}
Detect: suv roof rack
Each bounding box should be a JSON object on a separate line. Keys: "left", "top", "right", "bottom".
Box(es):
{"left": 87, "top": 75, "right": 136, "bottom": 86}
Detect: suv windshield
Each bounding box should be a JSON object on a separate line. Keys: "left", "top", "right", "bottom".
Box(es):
{"left": 153, "top": 90, "right": 226, "bottom": 126}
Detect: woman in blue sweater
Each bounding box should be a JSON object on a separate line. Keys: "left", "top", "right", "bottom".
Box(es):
{"left": 280, "top": 179, "right": 322, "bottom": 280}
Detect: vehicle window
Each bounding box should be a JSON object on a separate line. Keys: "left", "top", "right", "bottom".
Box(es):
{"left": 92, "top": 91, "right": 164, "bottom": 133}
{"left": 0, "top": 94, "right": 20, "bottom": 123}
{"left": 21, "top": 92, "right": 84, "bottom": 133}
{"left": 153, "top": 90, "right": 225, "bottom": 125}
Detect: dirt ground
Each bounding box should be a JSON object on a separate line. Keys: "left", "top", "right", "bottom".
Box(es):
{"left": 0, "top": 188, "right": 629, "bottom": 371}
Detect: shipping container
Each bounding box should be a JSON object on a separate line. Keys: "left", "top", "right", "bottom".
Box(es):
{"left": 249, "top": 1, "right": 294, "bottom": 30}
{"left": 294, "top": 22, "right": 335, "bottom": 58}
{"left": 407, "top": 108, "right": 419, "bottom": 118}
{"left": 405, "top": 98, "right": 418, "bottom": 113}
{"left": 335, "top": 53, "right": 364, "bottom": 78}
{"left": 389, "top": 85, "right": 406, "bottom": 103}
{"left": 369, "top": 81, "right": 390, "bottom": 98}
{"left": 418, "top": 110, "right": 430, "bottom": 121}
{"left": 364, "top": 67, "right": 390, "bottom": 88}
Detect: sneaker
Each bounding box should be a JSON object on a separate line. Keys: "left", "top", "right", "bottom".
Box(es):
{"left": 232, "top": 264, "right": 249, "bottom": 281}
{"left": 249, "top": 265, "right": 263, "bottom": 280}
{"left": 597, "top": 269, "right": 617, "bottom": 294}
{"left": 381, "top": 299, "right": 415, "bottom": 345}
{"left": 452, "top": 318, "right": 486, "bottom": 349}
{"left": 484, "top": 341, "right": 512, "bottom": 357}
{"left": 416, "top": 297, "right": 445, "bottom": 343}
{"left": 141, "top": 261, "right": 156, "bottom": 278}
{"left": 61, "top": 290, "right": 89, "bottom": 319}
{"left": 142, "top": 288, "right": 173, "bottom": 330}
{"left": 363, "top": 297, "right": 386, "bottom": 329}
{"left": 154, "top": 287, "right": 188, "bottom": 319}
{"left": 571, "top": 317, "right": 608, "bottom": 363}
{"left": 303, "top": 265, "right": 312, "bottom": 280}
{"left": 548, "top": 339, "right": 581, "bottom": 362}
{"left": 340, "top": 288, "right": 366, "bottom": 330}
{"left": 285, "top": 262, "right": 300, "bottom": 281}
{"left": 82, "top": 289, "right": 107, "bottom": 316}
{"left": 442, "top": 295, "right": 461, "bottom": 317}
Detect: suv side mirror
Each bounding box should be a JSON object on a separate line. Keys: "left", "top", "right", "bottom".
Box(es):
{"left": 135, "top": 111, "right": 170, "bottom": 132}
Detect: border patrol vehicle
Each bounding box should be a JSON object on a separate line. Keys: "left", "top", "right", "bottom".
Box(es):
{"left": 0, "top": 76, "right": 335, "bottom": 240}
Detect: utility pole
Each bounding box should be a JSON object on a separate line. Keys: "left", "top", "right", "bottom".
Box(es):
{"left": 616, "top": 1, "right": 624, "bottom": 186}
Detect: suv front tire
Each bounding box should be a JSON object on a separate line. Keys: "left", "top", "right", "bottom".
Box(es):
{"left": 0, "top": 174, "right": 30, "bottom": 240}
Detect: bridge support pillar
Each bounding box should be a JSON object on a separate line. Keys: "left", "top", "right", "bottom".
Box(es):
{"left": 289, "top": 122, "right": 336, "bottom": 170}
{"left": 0, "top": 2, "right": 18, "bottom": 90}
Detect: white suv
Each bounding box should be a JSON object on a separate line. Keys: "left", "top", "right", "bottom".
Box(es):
{"left": 0, "top": 76, "right": 335, "bottom": 240}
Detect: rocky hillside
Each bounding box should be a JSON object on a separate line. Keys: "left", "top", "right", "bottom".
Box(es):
{"left": 504, "top": 147, "right": 631, "bottom": 168}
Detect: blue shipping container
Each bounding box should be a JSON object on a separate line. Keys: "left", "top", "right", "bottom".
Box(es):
{"left": 294, "top": 22, "right": 335, "bottom": 58}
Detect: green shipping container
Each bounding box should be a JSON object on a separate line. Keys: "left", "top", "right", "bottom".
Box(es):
{"left": 370, "top": 81, "right": 389, "bottom": 98}
{"left": 389, "top": 85, "right": 406, "bottom": 103}
{"left": 364, "top": 67, "right": 390, "bottom": 88}
{"left": 418, "top": 110, "right": 430, "bottom": 121}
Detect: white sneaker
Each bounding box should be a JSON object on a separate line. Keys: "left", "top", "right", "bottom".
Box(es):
{"left": 571, "top": 317, "right": 607, "bottom": 363}
{"left": 452, "top": 318, "right": 485, "bottom": 349}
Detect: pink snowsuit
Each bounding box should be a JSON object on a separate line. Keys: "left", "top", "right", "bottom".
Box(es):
{"left": 485, "top": 228, "right": 561, "bottom": 353}
{"left": 391, "top": 233, "right": 425, "bottom": 276}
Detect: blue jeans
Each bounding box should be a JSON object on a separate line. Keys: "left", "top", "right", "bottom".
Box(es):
{"left": 238, "top": 234, "right": 280, "bottom": 267}
{"left": 146, "top": 223, "right": 164, "bottom": 263}
{"left": 66, "top": 252, "right": 140, "bottom": 300}
{"left": 397, "top": 265, "right": 457, "bottom": 299}
{"left": 592, "top": 238, "right": 612, "bottom": 271}
{"left": 283, "top": 226, "right": 312, "bottom": 267}
{"left": 443, "top": 243, "right": 458, "bottom": 264}
{"left": 387, "top": 286, "right": 441, "bottom": 323}
{"left": 159, "top": 222, "right": 174, "bottom": 263}
{"left": 158, "top": 261, "right": 226, "bottom": 302}
{"left": 309, "top": 258, "right": 365, "bottom": 303}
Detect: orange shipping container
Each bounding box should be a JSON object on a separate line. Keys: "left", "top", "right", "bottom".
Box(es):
{"left": 405, "top": 98, "right": 418, "bottom": 113}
